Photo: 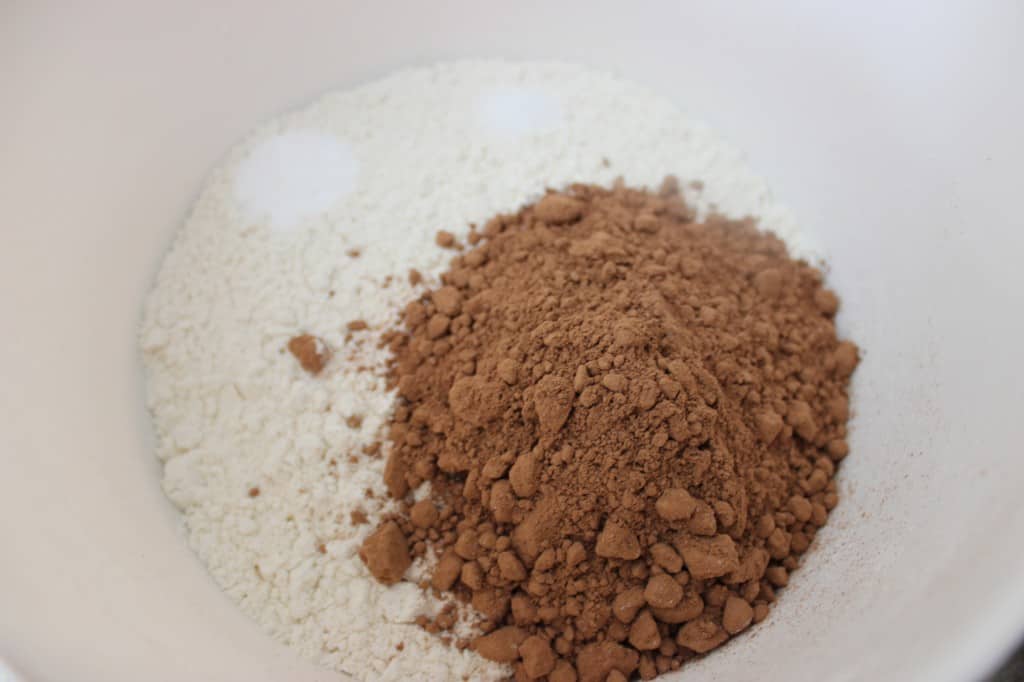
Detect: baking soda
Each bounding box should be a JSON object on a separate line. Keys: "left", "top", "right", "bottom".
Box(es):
{"left": 141, "top": 61, "right": 800, "bottom": 681}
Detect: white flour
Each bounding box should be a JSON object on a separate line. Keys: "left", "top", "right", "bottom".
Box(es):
{"left": 141, "top": 61, "right": 801, "bottom": 681}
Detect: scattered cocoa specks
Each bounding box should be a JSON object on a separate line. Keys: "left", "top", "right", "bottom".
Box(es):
{"left": 347, "top": 320, "right": 369, "bottom": 331}
{"left": 346, "top": 248, "right": 361, "bottom": 258}
{"left": 248, "top": 487, "right": 260, "bottom": 498}
{"left": 350, "top": 509, "right": 369, "bottom": 526}
{"left": 346, "top": 415, "right": 364, "bottom": 429}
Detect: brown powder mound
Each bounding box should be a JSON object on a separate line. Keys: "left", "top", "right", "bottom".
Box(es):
{"left": 361, "top": 179, "right": 858, "bottom": 680}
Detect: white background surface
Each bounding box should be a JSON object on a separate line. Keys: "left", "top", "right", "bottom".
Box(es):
{"left": 2, "top": 1, "right": 1023, "bottom": 681}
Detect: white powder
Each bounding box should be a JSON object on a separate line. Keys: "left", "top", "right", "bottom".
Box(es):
{"left": 141, "top": 61, "right": 801, "bottom": 681}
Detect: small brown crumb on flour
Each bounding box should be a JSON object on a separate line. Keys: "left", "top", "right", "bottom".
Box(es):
{"left": 435, "top": 230, "right": 458, "bottom": 249}
{"left": 358, "top": 521, "right": 411, "bottom": 585}
{"left": 287, "top": 334, "right": 330, "bottom": 374}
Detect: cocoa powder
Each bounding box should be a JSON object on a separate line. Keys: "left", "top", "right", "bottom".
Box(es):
{"left": 362, "top": 180, "right": 858, "bottom": 680}
{"left": 287, "top": 333, "right": 331, "bottom": 374}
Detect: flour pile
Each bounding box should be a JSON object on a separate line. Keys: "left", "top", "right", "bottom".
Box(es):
{"left": 141, "top": 61, "right": 802, "bottom": 681}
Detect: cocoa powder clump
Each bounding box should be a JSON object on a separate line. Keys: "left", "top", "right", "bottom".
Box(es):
{"left": 287, "top": 334, "right": 330, "bottom": 374}
{"left": 363, "top": 181, "right": 859, "bottom": 677}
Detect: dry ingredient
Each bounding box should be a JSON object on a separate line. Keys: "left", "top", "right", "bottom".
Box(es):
{"left": 142, "top": 61, "right": 813, "bottom": 682}
{"left": 287, "top": 334, "right": 331, "bottom": 375}
{"left": 363, "top": 181, "right": 858, "bottom": 680}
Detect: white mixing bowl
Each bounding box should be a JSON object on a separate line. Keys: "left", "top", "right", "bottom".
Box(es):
{"left": 3, "top": 2, "right": 1023, "bottom": 681}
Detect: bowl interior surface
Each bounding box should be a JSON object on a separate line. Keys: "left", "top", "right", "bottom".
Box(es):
{"left": 2, "top": 2, "right": 1023, "bottom": 681}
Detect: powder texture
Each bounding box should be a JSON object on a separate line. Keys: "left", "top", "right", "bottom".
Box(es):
{"left": 141, "top": 60, "right": 810, "bottom": 681}
{"left": 369, "top": 181, "right": 857, "bottom": 680}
